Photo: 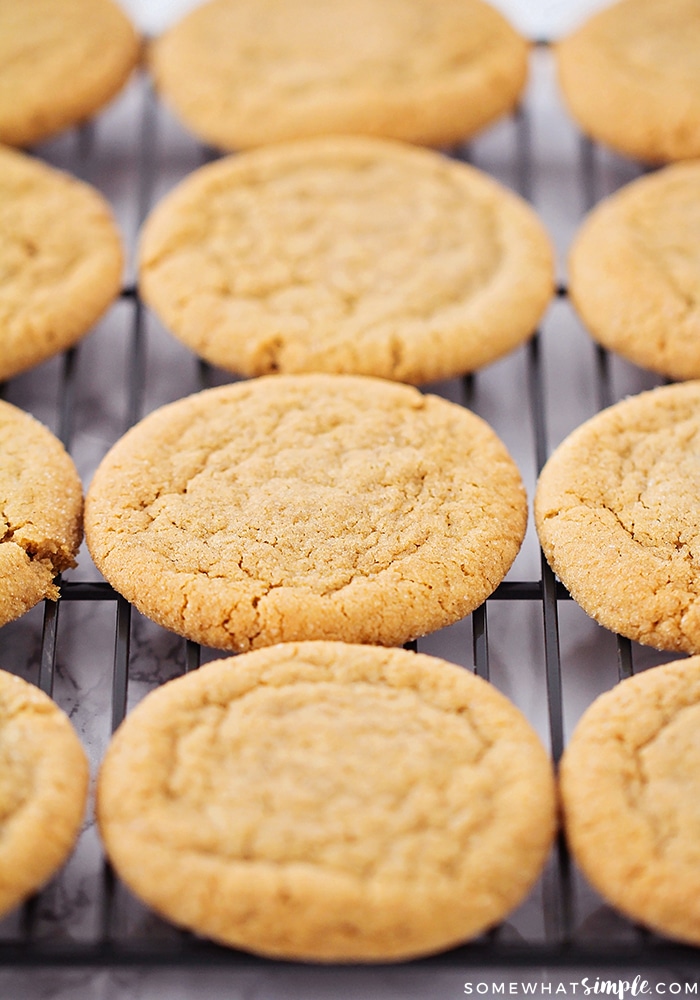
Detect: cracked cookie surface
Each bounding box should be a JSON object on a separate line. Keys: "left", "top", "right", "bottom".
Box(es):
{"left": 0, "top": 145, "right": 124, "bottom": 381}
{"left": 561, "top": 655, "right": 700, "bottom": 944}
{"left": 0, "top": 0, "right": 140, "bottom": 148}
{"left": 569, "top": 162, "right": 700, "bottom": 381}
{"left": 97, "top": 640, "right": 556, "bottom": 961}
{"left": 0, "top": 668, "right": 88, "bottom": 917}
{"left": 148, "top": 0, "right": 528, "bottom": 151}
{"left": 85, "top": 373, "right": 527, "bottom": 651}
{"left": 139, "top": 136, "right": 554, "bottom": 384}
{"left": 535, "top": 381, "right": 700, "bottom": 653}
{"left": 0, "top": 400, "right": 83, "bottom": 629}
{"left": 555, "top": 0, "right": 700, "bottom": 163}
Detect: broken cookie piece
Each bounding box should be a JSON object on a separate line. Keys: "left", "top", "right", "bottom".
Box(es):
{"left": 0, "top": 399, "right": 83, "bottom": 628}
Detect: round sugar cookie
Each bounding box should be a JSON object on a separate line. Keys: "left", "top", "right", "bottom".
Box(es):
{"left": 0, "top": 0, "right": 140, "bottom": 148}
{"left": 97, "top": 640, "right": 556, "bottom": 961}
{"left": 0, "top": 400, "right": 83, "bottom": 630}
{"left": 0, "top": 669, "right": 88, "bottom": 918}
{"left": 139, "top": 136, "right": 554, "bottom": 384}
{"left": 569, "top": 161, "right": 700, "bottom": 382}
{"left": 148, "top": 0, "right": 529, "bottom": 151}
{"left": 561, "top": 655, "right": 700, "bottom": 945}
{"left": 535, "top": 381, "right": 700, "bottom": 654}
{"left": 0, "top": 145, "right": 124, "bottom": 382}
{"left": 555, "top": 0, "right": 700, "bottom": 164}
{"left": 85, "top": 374, "right": 528, "bottom": 652}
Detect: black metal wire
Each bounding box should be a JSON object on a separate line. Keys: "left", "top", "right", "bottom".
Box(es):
{"left": 112, "top": 596, "right": 132, "bottom": 734}
{"left": 4, "top": 65, "right": 696, "bottom": 973}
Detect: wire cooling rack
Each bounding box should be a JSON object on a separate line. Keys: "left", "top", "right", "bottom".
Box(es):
{"left": 0, "top": 47, "right": 698, "bottom": 974}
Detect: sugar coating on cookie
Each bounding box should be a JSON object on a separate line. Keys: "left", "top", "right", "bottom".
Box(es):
{"left": 0, "top": 400, "right": 83, "bottom": 629}
{"left": 149, "top": 0, "right": 529, "bottom": 151}
{"left": 85, "top": 374, "right": 527, "bottom": 651}
{"left": 569, "top": 161, "right": 700, "bottom": 381}
{"left": 0, "top": 0, "right": 140, "bottom": 148}
{"left": 561, "top": 655, "right": 700, "bottom": 945}
{"left": 535, "top": 381, "right": 700, "bottom": 654}
{"left": 0, "top": 145, "right": 124, "bottom": 382}
{"left": 97, "top": 641, "right": 556, "bottom": 961}
{"left": 556, "top": 0, "right": 700, "bottom": 163}
{"left": 0, "top": 669, "right": 88, "bottom": 918}
{"left": 140, "top": 137, "right": 554, "bottom": 385}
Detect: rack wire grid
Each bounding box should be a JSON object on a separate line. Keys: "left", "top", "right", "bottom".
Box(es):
{"left": 0, "top": 45, "right": 698, "bottom": 975}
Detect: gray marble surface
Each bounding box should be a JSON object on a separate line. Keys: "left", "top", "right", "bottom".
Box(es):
{"left": 0, "top": 2, "right": 694, "bottom": 995}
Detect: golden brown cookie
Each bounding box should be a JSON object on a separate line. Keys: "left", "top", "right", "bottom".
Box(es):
{"left": 535, "top": 381, "right": 700, "bottom": 654}
{"left": 561, "top": 655, "right": 700, "bottom": 945}
{"left": 0, "top": 145, "right": 124, "bottom": 382}
{"left": 85, "top": 374, "right": 527, "bottom": 652}
{"left": 0, "top": 0, "right": 140, "bottom": 148}
{"left": 148, "top": 0, "right": 529, "bottom": 151}
{"left": 0, "top": 668, "right": 89, "bottom": 918}
{"left": 139, "top": 136, "right": 554, "bottom": 384}
{"left": 569, "top": 161, "right": 700, "bottom": 381}
{"left": 555, "top": 0, "right": 700, "bottom": 164}
{"left": 97, "top": 640, "right": 556, "bottom": 961}
{"left": 0, "top": 400, "right": 83, "bottom": 629}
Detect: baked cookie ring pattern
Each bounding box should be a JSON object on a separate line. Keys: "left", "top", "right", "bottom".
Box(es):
{"left": 561, "top": 655, "right": 700, "bottom": 945}
{"left": 0, "top": 145, "right": 124, "bottom": 382}
{"left": 569, "top": 161, "right": 700, "bottom": 382}
{"left": 97, "top": 641, "right": 557, "bottom": 961}
{"left": 0, "top": 0, "right": 140, "bottom": 148}
{"left": 85, "top": 374, "right": 528, "bottom": 652}
{"left": 0, "top": 669, "right": 89, "bottom": 919}
{"left": 555, "top": 0, "right": 700, "bottom": 164}
{"left": 148, "top": 0, "right": 529, "bottom": 152}
{"left": 139, "top": 136, "right": 554, "bottom": 384}
{"left": 535, "top": 381, "right": 700, "bottom": 654}
{"left": 0, "top": 399, "right": 83, "bottom": 630}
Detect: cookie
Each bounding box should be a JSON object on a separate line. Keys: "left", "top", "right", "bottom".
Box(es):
{"left": 535, "top": 381, "right": 700, "bottom": 654}
{"left": 0, "top": 668, "right": 89, "bottom": 918}
{"left": 0, "top": 144, "right": 124, "bottom": 382}
{"left": 0, "top": 400, "right": 83, "bottom": 630}
{"left": 148, "top": 0, "right": 529, "bottom": 151}
{"left": 97, "top": 640, "right": 556, "bottom": 961}
{"left": 555, "top": 0, "right": 700, "bottom": 164}
{"left": 85, "top": 374, "right": 527, "bottom": 652}
{"left": 569, "top": 161, "right": 700, "bottom": 382}
{"left": 561, "top": 655, "right": 700, "bottom": 945}
{"left": 0, "top": 0, "right": 140, "bottom": 148}
{"left": 139, "top": 136, "right": 554, "bottom": 384}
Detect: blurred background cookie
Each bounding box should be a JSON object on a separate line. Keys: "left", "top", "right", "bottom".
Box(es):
{"left": 148, "top": 0, "right": 530, "bottom": 151}
{"left": 0, "top": 145, "right": 124, "bottom": 382}
{"left": 0, "top": 0, "right": 140, "bottom": 148}
{"left": 555, "top": 0, "right": 700, "bottom": 163}
{"left": 569, "top": 161, "right": 700, "bottom": 381}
